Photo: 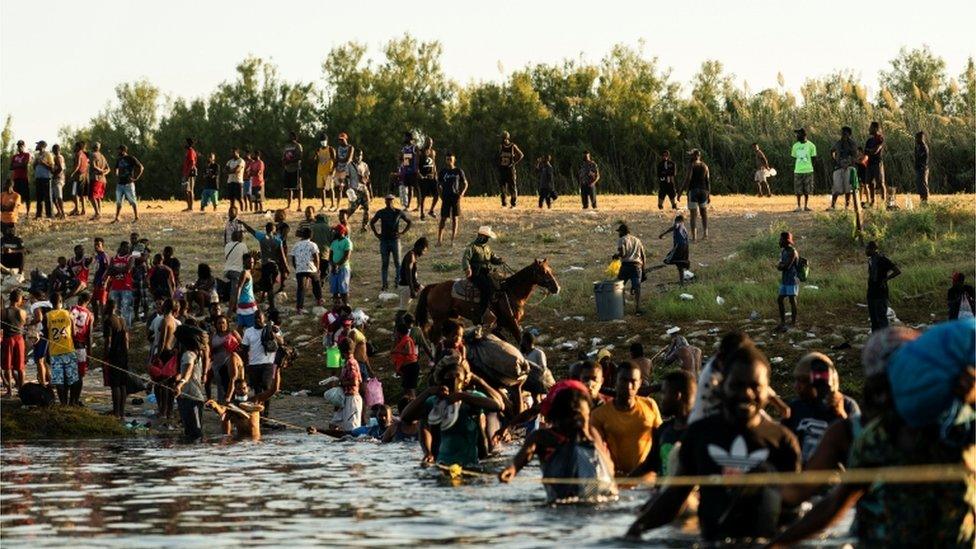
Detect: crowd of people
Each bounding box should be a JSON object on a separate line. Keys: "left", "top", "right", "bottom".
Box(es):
{"left": 0, "top": 121, "right": 971, "bottom": 546}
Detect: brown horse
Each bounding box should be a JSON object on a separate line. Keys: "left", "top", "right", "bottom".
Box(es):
{"left": 415, "top": 258, "right": 560, "bottom": 342}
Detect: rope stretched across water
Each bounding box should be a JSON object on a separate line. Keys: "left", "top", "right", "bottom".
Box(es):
{"left": 1, "top": 319, "right": 307, "bottom": 431}
{"left": 435, "top": 463, "right": 973, "bottom": 487}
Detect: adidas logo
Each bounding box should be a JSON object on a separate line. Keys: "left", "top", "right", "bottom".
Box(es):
{"left": 707, "top": 436, "right": 769, "bottom": 473}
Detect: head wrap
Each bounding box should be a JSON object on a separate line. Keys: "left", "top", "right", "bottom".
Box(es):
{"left": 540, "top": 380, "right": 589, "bottom": 419}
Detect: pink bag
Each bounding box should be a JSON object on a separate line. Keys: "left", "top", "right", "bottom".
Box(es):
{"left": 364, "top": 377, "right": 385, "bottom": 407}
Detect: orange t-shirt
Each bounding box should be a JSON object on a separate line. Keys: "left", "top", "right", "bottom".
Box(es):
{"left": 1, "top": 191, "right": 21, "bottom": 225}
{"left": 590, "top": 396, "right": 663, "bottom": 474}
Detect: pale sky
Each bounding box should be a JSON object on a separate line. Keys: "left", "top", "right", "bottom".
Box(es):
{"left": 2, "top": 0, "right": 973, "bottom": 142}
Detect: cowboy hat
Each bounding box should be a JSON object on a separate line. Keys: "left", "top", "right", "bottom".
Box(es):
{"left": 477, "top": 226, "right": 497, "bottom": 239}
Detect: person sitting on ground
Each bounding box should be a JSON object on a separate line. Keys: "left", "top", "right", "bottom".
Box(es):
{"left": 499, "top": 380, "right": 617, "bottom": 503}
{"left": 590, "top": 361, "right": 663, "bottom": 477}
{"left": 783, "top": 352, "right": 861, "bottom": 463}
{"left": 663, "top": 334, "right": 702, "bottom": 378}
{"left": 401, "top": 355, "right": 504, "bottom": 467}
{"left": 308, "top": 403, "right": 393, "bottom": 439}
{"left": 659, "top": 214, "right": 690, "bottom": 285}
{"left": 769, "top": 319, "right": 975, "bottom": 547}
{"left": 632, "top": 369, "right": 697, "bottom": 477}
{"left": 205, "top": 378, "right": 268, "bottom": 442}
{"left": 626, "top": 342, "right": 802, "bottom": 542}
{"left": 947, "top": 272, "right": 975, "bottom": 320}
{"left": 381, "top": 397, "right": 420, "bottom": 443}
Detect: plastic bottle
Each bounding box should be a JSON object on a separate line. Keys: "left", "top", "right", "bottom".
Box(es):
{"left": 326, "top": 346, "right": 341, "bottom": 369}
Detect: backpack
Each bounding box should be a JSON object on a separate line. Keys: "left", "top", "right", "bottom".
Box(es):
{"left": 261, "top": 325, "right": 279, "bottom": 353}
{"left": 797, "top": 255, "right": 810, "bottom": 282}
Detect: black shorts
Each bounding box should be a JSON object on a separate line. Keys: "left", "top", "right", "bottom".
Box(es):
{"left": 499, "top": 167, "right": 516, "bottom": 185}
{"left": 227, "top": 182, "right": 243, "bottom": 199}
{"left": 400, "top": 362, "right": 420, "bottom": 390}
{"left": 401, "top": 171, "right": 419, "bottom": 188}
{"left": 246, "top": 363, "right": 275, "bottom": 394}
{"left": 687, "top": 188, "right": 710, "bottom": 208}
{"left": 13, "top": 178, "right": 29, "bottom": 203}
{"left": 283, "top": 171, "right": 301, "bottom": 190}
{"left": 866, "top": 163, "right": 885, "bottom": 189}
{"left": 420, "top": 177, "right": 438, "bottom": 197}
{"left": 440, "top": 197, "right": 460, "bottom": 218}
{"left": 71, "top": 179, "right": 89, "bottom": 198}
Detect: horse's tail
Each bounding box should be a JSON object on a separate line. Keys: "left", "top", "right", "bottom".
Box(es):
{"left": 415, "top": 284, "right": 432, "bottom": 329}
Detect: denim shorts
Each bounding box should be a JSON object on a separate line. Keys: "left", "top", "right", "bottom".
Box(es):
{"left": 243, "top": 179, "right": 253, "bottom": 196}
{"left": 116, "top": 183, "right": 138, "bottom": 205}
{"left": 330, "top": 266, "right": 351, "bottom": 295}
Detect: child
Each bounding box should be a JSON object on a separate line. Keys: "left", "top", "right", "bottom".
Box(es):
{"left": 435, "top": 318, "right": 466, "bottom": 364}
{"left": 498, "top": 380, "right": 617, "bottom": 503}
{"left": 336, "top": 338, "right": 363, "bottom": 431}
{"left": 659, "top": 214, "right": 690, "bottom": 285}
{"left": 391, "top": 315, "right": 420, "bottom": 400}
{"left": 201, "top": 153, "right": 220, "bottom": 212}
{"left": 206, "top": 378, "right": 263, "bottom": 441}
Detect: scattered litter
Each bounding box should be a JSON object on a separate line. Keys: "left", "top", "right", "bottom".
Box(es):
{"left": 290, "top": 390, "right": 310, "bottom": 397}
{"left": 563, "top": 266, "right": 585, "bottom": 273}
{"left": 683, "top": 270, "right": 695, "bottom": 281}
{"left": 573, "top": 316, "right": 585, "bottom": 322}
{"left": 378, "top": 292, "right": 399, "bottom": 302}
{"left": 770, "top": 356, "right": 784, "bottom": 364}
{"left": 708, "top": 327, "right": 720, "bottom": 334}
{"left": 590, "top": 337, "right": 603, "bottom": 347}
{"left": 743, "top": 278, "right": 757, "bottom": 284}
{"left": 698, "top": 262, "right": 709, "bottom": 268}
{"left": 161, "top": 228, "right": 175, "bottom": 232}
{"left": 744, "top": 212, "right": 757, "bottom": 219}
{"left": 715, "top": 295, "right": 725, "bottom": 305}
{"left": 350, "top": 308, "right": 370, "bottom": 326}
{"left": 804, "top": 285, "right": 820, "bottom": 290}
{"left": 666, "top": 326, "right": 682, "bottom": 335}
{"left": 749, "top": 310, "right": 761, "bottom": 321}
{"left": 856, "top": 303, "right": 868, "bottom": 308}
{"left": 886, "top": 307, "right": 898, "bottom": 320}
{"left": 318, "top": 376, "right": 339, "bottom": 386}
{"left": 679, "top": 293, "right": 694, "bottom": 301}
{"left": 806, "top": 332, "right": 816, "bottom": 338}
{"left": 723, "top": 252, "right": 739, "bottom": 261}
{"left": 557, "top": 341, "right": 579, "bottom": 350}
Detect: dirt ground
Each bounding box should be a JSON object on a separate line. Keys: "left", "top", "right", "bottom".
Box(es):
{"left": 3, "top": 193, "right": 971, "bottom": 435}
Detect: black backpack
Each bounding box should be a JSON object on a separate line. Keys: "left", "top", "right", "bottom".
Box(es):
{"left": 261, "top": 325, "right": 279, "bottom": 353}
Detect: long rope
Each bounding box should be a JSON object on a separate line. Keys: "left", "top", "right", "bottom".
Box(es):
{"left": 0, "top": 318, "right": 307, "bottom": 431}
{"left": 436, "top": 463, "right": 972, "bottom": 487}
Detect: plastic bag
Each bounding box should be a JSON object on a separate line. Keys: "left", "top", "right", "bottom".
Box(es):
{"left": 364, "top": 377, "right": 385, "bottom": 407}
{"left": 605, "top": 259, "right": 621, "bottom": 278}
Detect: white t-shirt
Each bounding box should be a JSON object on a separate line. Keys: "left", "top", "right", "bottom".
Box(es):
{"left": 289, "top": 239, "right": 319, "bottom": 273}
{"left": 226, "top": 158, "right": 246, "bottom": 183}
{"left": 223, "top": 240, "right": 248, "bottom": 273}
{"left": 242, "top": 325, "right": 278, "bottom": 366}
{"left": 525, "top": 347, "right": 547, "bottom": 369}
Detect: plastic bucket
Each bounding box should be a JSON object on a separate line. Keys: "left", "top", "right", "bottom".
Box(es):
{"left": 594, "top": 280, "right": 625, "bottom": 321}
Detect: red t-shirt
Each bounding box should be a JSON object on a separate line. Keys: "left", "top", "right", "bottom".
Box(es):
{"left": 69, "top": 305, "right": 93, "bottom": 345}
{"left": 391, "top": 334, "right": 418, "bottom": 372}
{"left": 67, "top": 257, "right": 90, "bottom": 284}
{"left": 74, "top": 151, "right": 90, "bottom": 180}
{"left": 183, "top": 148, "right": 198, "bottom": 178}
{"left": 248, "top": 159, "right": 265, "bottom": 187}
{"left": 109, "top": 254, "right": 133, "bottom": 291}
{"left": 10, "top": 152, "right": 30, "bottom": 180}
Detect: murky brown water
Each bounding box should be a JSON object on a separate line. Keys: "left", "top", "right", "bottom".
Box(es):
{"left": 0, "top": 435, "right": 852, "bottom": 547}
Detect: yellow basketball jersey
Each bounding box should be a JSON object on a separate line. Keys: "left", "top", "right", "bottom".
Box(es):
{"left": 46, "top": 309, "right": 75, "bottom": 356}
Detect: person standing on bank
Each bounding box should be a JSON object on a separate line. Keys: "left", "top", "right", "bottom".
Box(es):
{"left": 369, "top": 195, "right": 412, "bottom": 291}
{"left": 397, "top": 132, "right": 418, "bottom": 211}
{"left": 536, "top": 155, "right": 556, "bottom": 209}
{"left": 682, "top": 149, "right": 710, "bottom": 241}
{"left": 498, "top": 131, "right": 524, "bottom": 208}
{"left": 111, "top": 145, "right": 143, "bottom": 224}
{"left": 68, "top": 141, "right": 89, "bottom": 217}
{"left": 32, "top": 140, "right": 55, "bottom": 219}
{"left": 225, "top": 148, "right": 246, "bottom": 213}
{"left": 9, "top": 140, "right": 32, "bottom": 216}
{"left": 181, "top": 138, "right": 198, "bottom": 212}
{"left": 579, "top": 151, "right": 600, "bottom": 210}
{"left": 829, "top": 127, "right": 857, "bottom": 210}
{"left": 282, "top": 131, "right": 303, "bottom": 212}
{"left": 791, "top": 128, "right": 816, "bottom": 212}
{"left": 914, "top": 130, "right": 930, "bottom": 203}
{"left": 775, "top": 232, "right": 800, "bottom": 332}
{"left": 863, "top": 121, "right": 887, "bottom": 208}
{"left": 417, "top": 137, "right": 438, "bottom": 220}
{"left": 614, "top": 223, "right": 646, "bottom": 315}
{"left": 315, "top": 134, "right": 337, "bottom": 211}
{"left": 437, "top": 151, "right": 468, "bottom": 247}
{"left": 752, "top": 143, "right": 772, "bottom": 197}
{"left": 656, "top": 150, "right": 678, "bottom": 210}
{"left": 865, "top": 241, "right": 900, "bottom": 331}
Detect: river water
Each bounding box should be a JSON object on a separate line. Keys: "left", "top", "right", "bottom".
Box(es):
{"left": 0, "top": 435, "right": 852, "bottom": 547}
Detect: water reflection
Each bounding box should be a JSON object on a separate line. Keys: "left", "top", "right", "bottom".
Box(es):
{"left": 1, "top": 436, "right": 851, "bottom": 547}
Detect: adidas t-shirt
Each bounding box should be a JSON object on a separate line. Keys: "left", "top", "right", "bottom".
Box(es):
{"left": 677, "top": 414, "right": 800, "bottom": 541}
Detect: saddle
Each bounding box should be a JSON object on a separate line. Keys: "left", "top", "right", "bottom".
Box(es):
{"left": 451, "top": 278, "right": 480, "bottom": 302}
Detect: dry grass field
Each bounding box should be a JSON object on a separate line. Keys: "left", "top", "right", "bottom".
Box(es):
{"left": 7, "top": 192, "right": 974, "bottom": 431}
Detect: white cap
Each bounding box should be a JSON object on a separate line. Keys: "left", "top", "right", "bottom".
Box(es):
{"left": 477, "top": 226, "right": 497, "bottom": 239}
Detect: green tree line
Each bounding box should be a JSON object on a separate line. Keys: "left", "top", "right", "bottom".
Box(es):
{"left": 4, "top": 39, "right": 973, "bottom": 199}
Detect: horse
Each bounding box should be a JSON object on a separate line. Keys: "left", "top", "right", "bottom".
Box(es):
{"left": 414, "top": 258, "right": 560, "bottom": 343}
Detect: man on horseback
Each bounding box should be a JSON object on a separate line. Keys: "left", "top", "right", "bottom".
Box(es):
{"left": 462, "top": 226, "right": 504, "bottom": 325}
